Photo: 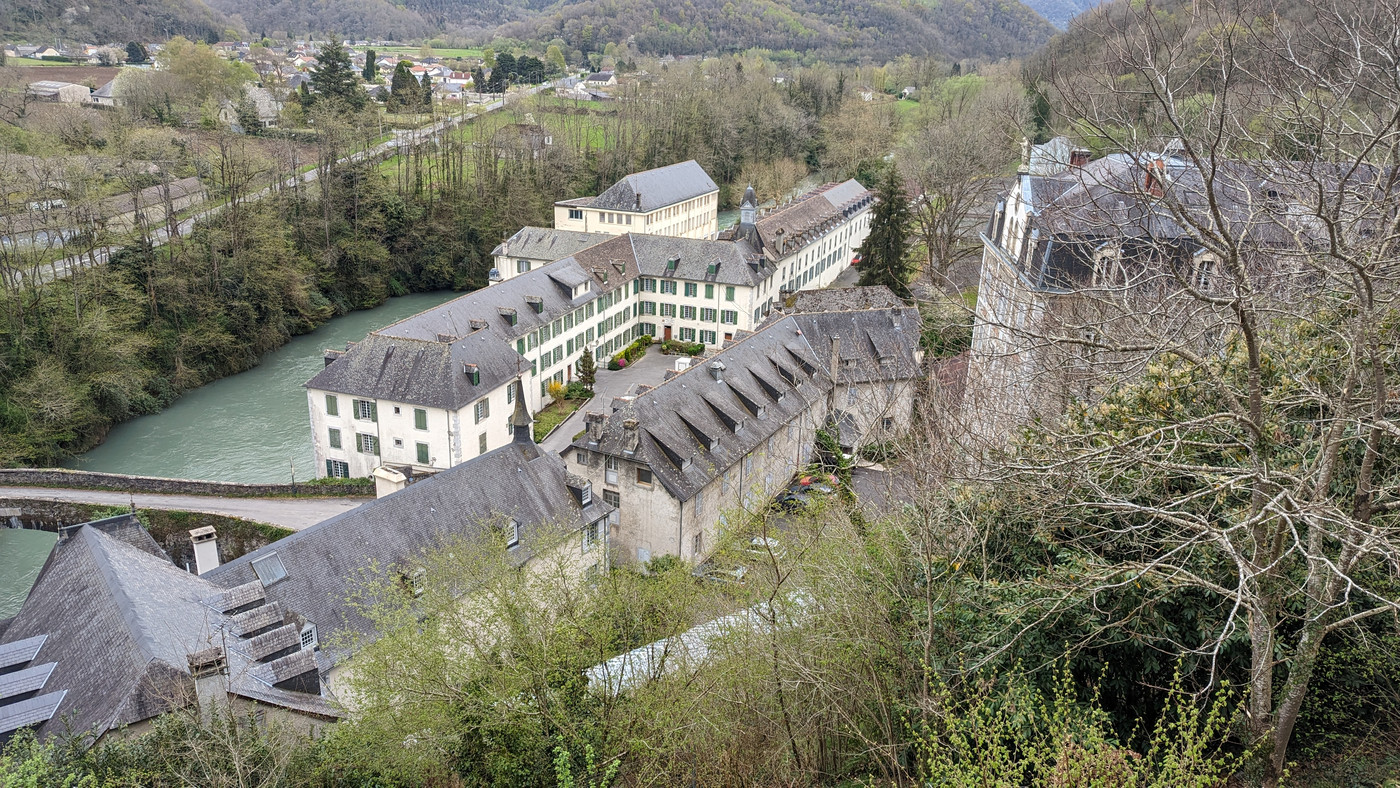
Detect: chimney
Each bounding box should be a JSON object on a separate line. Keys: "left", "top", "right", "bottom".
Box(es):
{"left": 1145, "top": 159, "right": 1166, "bottom": 198}
{"left": 585, "top": 412, "right": 605, "bottom": 443}
{"left": 190, "top": 526, "right": 220, "bottom": 574}
{"left": 709, "top": 360, "right": 726, "bottom": 382}
{"left": 622, "top": 418, "right": 640, "bottom": 455}
{"left": 635, "top": 193, "right": 642, "bottom": 210}
{"left": 322, "top": 349, "right": 344, "bottom": 367}
{"left": 372, "top": 465, "right": 408, "bottom": 498}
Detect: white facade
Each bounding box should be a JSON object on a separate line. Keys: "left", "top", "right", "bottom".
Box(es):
{"left": 553, "top": 192, "right": 719, "bottom": 240}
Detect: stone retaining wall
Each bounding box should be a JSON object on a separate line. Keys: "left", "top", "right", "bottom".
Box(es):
{"left": 0, "top": 468, "right": 372, "bottom": 498}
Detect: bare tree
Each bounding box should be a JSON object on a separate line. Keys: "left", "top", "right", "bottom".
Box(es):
{"left": 961, "top": 0, "right": 1400, "bottom": 781}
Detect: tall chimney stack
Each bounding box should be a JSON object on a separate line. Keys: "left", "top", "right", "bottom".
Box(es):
{"left": 190, "top": 526, "right": 220, "bottom": 574}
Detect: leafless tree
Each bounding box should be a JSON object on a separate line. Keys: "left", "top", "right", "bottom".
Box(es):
{"left": 960, "top": 0, "right": 1400, "bottom": 781}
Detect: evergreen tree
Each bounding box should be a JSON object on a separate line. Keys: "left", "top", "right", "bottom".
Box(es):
{"left": 389, "top": 60, "right": 417, "bottom": 111}
{"left": 125, "top": 41, "right": 148, "bottom": 63}
{"left": 577, "top": 347, "right": 597, "bottom": 392}
{"left": 421, "top": 73, "right": 434, "bottom": 112}
{"left": 856, "top": 166, "right": 913, "bottom": 299}
{"left": 471, "top": 67, "right": 486, "bottom": 93}
{"left": 310, "top": 39, "right": 367, "bottom": 111}
{"left": 362, "top": 49, "right": 377, "bottom": 82}
{"left": 495, "top": 52, "right": 517, "bottom": 83}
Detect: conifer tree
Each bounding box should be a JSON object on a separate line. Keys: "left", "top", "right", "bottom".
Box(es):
{"left": 362, "top": 49, "right": 377, "bottom": 82}
{"left": 310, "top": 39, "right": 366, "bottom": 111}
{"left": 577, "top": 347, "right": 597, "bottom": 392}
{"left": 421, "top": 72, "right": 434, "bottom": 111}
{"left": 856, "top": 166, "right": 913, "bottom": 299}
{"left": 389, "top": 60, "right": 416, "bottom": 111}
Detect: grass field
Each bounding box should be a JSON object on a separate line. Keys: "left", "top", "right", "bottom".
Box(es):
{"left": 375, "top": 46, "right": 483, "bottom": 60}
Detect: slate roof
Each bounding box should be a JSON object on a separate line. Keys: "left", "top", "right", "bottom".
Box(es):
{"left": 205, "top": 441, "right": 613, "bottom": 663}
{"left": 306, "top": 329, "right": 524, "bottom": 411}
{"left": 92, "top": 79, "right": 116, "bottom": 99}
{"left": 1010, "top": 152, "right": 1395, "bottom": 287}
{"left": 582, "top": 161, "right": 718, "bottom": 213}
{"left": 728, "top": 179, "right": 874, "bottom": 261}
{"left": 573, "top": 308, "right": 922, "bottom": 501}
{"left": 492, "top": 227, "right": 612, "bottom": 262}
{"left": 628, "top": 233, "right": 773, "bottom": 286}
{"left": 0, "top": 517, "right": 339, "bottom": 742}
{"left": 784, "top": 285, "right": 906, "bottom": 314}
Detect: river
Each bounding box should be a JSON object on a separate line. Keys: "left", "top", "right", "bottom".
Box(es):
{"left": 0, "top": 528, "right": 56, "bottom": 618}
{"left": 66, "top": 290, "right": 463, "bottom": 484}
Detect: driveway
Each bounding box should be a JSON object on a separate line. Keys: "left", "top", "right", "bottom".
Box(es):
{"left": 540, "top": 349, "right": 680, "bottom": 455}
{"left": 0, "top": 487, "right": 368, "bottom": 531}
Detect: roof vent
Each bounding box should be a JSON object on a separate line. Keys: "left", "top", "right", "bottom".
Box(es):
{"left": 709, "top": 361, "right": 726, "bottom": 382}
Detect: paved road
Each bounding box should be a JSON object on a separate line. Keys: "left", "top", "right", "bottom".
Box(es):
{"left": 30, "top": 83, "right": 551, "bottom": 283}
{"left": 0, "top": 487, "right": 369, "bottom": 531}
{"left": 540, "top": 350, "right": 680, "bottom": 456}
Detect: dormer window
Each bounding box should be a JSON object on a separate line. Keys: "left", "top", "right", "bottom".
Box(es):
{"left": 507, "top": 519, "right": 521, "bottom": 548}
{"left": 464, "top": 364, "right": 480, "bottom": 385}
{"left": 499, "top": 307, "right": 518, "bottom": 326}
{"left": 250, "top": 552, "right": 287, "bottom": 585}
{"left": 526, "top": 296, "right": 544, "bottom": 313}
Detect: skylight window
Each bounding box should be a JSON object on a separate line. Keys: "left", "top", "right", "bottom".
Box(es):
{"left": 251, "top": 552, "right": 287, "bottom": 585}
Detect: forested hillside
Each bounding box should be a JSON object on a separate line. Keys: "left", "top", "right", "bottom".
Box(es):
{"left": 498, "top": 0, "right": 1056, "bottom": 63}
{"left": 4, "top": 0, "right": 1052, "bottom": 64}
{"left": 1019, "top": 0, "right": 1101, "bottom": 28}
{"left": 1, "top": 0, "right": 231, "bottom": 46}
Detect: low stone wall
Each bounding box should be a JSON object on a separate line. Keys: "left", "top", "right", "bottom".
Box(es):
{"left": 0, "top": 468, "right": 372, "bottom": 498}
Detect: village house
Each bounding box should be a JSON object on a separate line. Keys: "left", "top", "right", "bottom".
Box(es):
{"left": 0, "top": 515, "right": 340, "bottom": 746}
{"left": 568, "top": 303, "right": 925, "bottom": 565}
{"left": 90, "top": 79, "right": 118, "bottom": 107}
{"left": 584, "top": 71, "right": 617, "bottom": 86}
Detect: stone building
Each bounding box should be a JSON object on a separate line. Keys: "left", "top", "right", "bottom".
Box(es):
{"left": 552, "top": 160, "right": 720, "bottom": 241}
{"left": 568, "top": 304, "right": 924, "bottom": 565}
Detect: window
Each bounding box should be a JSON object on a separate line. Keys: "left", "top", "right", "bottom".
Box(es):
{"left": 553, "top": 347, "right": 563, "bottom": 364}
{"left": 325, "top": 459, "right": 349, "bottom": 478}
{"left": 414, "top": 408, "right": 428, "bottom": 430}
{"left": 700, "top": 330, "right": 716, "bottom": 345}
{"left": 325, "top": 395, "right": 339, "bottom": 416}
{"left": 569, "top": 208, "right": 583, "bottom": 220}
{"left": 725, "top": 286, "right": 736, "bottom": 301}
{"left": 848, "top": 385, "right": 858, "bottom": 405}
{"left": 680, "top": 305, "right": 696, "bottom": 320}
{"left": 393, "top": 438, "right": 403, "bottom": 449}
{"left": 507, "top": 519, "right": 521, "bottom": 548}
{"left": 417, "top": 442, "right": 430, "bottom": 464}
{"left": 353, "top": 399, "right": 377, "bottom": 421}
{"left": 705, "top": 284, "right": 714, "bottom": 299}
{"left": 583, "top": 520, "right": 604, "bottom": 552}
{"left": 251, "top": 552, "right": 287, "bottom": 585}
{"left": 602, "top": 488, "right": 620, "bottom": 508}
{"left": 660, "top": 303, "right": 677, "bottom": 317}
{"left": 328, "top": 428, "right": 342, "bottom": 449}
{"left": 474, "top": 399, "right": 490, "bottom": 423}
{"left": 721, "top": 310, "right": 739, "bottom": 324}
{"left": 694, "top": 491, "right": 703, "bottom": 515}
{"left": 605, "top": 455, "right": 619, "bottom": 485}
{"left": 641, "top": 278, "right": 657, "bottom": 292}
{"left": 692, "top": 531, "right": 703, "bottom": 556}
{"left": 517, "top": 259, "right": 531, "bottom": 274}
{"left": 356, "top": 433, "right": 379, "bottom": 455}
{"left": 636, "top": 467, "right": 653, "bottom": 486}
{"left": 679, "top": 327, "right": 696, "bottom": 341}
{"left": 479, "top": 433, "right": 488, "bottom": 454}
{"left": 701, "top": 307, "right": 717, "bottom": 322}
{"left": 661, "top": 280, "right": 677, "bottom": 295}
{"left": 300, "top": 623, "right": 318, "bottom": 649}
{"left": 684, "top": 282, "right": 698, "bottom": 297}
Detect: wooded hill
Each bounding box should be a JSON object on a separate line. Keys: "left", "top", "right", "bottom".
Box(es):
{"left": 4, "top": 0, "right": 1055, "bottom": 64}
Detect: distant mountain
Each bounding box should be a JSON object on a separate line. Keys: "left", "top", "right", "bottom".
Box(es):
{"left": 4, "top": 0, "right": 1053, "bottom": 63}
{"left": 496, "top": 0, "right": 1057, "bottom": 63}
{"left": 2, "top": 0, "right": 231, "bottom": 43}
{"left": 1019, "top": 0, "right": 1103, "bottom": 28}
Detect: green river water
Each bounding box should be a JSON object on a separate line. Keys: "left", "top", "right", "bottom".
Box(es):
{"left": 65, "top": 290, "right": 462, "bottom": 484}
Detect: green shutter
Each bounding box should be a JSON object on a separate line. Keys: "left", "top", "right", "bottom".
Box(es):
{"left": 328, "top": 428, "right": 341, "bottom": 449}
{"left": 705, "top": 284, "right": 714, "bottom": 299}
{"left": 414, "top": 408, "right": 427, "bottom": 430}
{"left": 369, "top": 402, "right": 378, "bottom": 422}
{"left": 325, "top": 395, "right": 338, "bottom": 416}
{"left": 417, "top": 442, "right": 429, "bottom": 464}
{"left": 326, "top": 460, "right": 335, "bottom": 477}
{"left": 355, "top": 433, "right": 364, "bottom": 453}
